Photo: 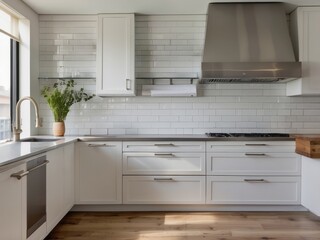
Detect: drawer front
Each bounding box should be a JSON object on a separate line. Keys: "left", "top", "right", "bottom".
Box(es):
{"left": 206, "top": 176, "right": 301, "bottom": 205}
{"left": 123, "top": 141, "right": 205, "bottom": 152}
{"left": 206, "top": 141, "right": 295, "bottom": 153}
{"left": 123, "top": 176, "right": 205, "bottom": 204}
{"left": 207, "top": 152, "right": 301, "bottom": 176}
{"left": 123, "top": 152, "right": 205, "bottom": 175}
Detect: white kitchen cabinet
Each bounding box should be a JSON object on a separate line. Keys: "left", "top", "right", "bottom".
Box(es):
{"left": 123, "top": 176, "right": 206, "bottom": 204}
{"left": 301, "top": 156, "right": 320, "bottom": 216}
{"left": 287, "top": 7, "right": 320, "bottom": 96}
{"left": 63, "top": 143, "right": 75, "bottom": 212}
{"left": 97, "top": 14, "right": 135, "bottom": 96}
{"left": 206, "top": 141, "right": 301, "bottom": 176}
{"left": 76, "top": 142, "right": 122, "bottom": 204}
{"left": 122, "top": 141, "right": 206, "bottom": 204}
{"left": 123, "top": 152, "right": 205, "bottom": 175}
{"left": 46, "top": 147, "right": 65, "bottom": 233}
{"left": 47, "top": 143, "right": 75, "bottom": 234}
{"left": 0, "top": 163, "right": 26, "bottom": 240}
{"left": 207, "top": 176, "right": 301, "bottom": 205}
{"left": 123, "top": 141, "right": 205, "bottom": 152}
{"left": 206, "top": 141, "right": 301, "bottom": 205}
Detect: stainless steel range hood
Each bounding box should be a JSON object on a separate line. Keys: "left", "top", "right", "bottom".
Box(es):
{"left": 201, "top": 2, "right": 301, "bottom": 83}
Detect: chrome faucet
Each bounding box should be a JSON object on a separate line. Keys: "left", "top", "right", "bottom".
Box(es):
{"left": 13, "top": 96, "right": 41, "bottom": 142}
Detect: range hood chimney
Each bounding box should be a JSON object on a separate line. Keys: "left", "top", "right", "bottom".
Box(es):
{"left": 201, "top": 2, "right": 301, "bottom": 83}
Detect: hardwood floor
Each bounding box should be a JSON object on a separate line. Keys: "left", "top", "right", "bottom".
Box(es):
{"left": 46, "top": 212, "right": 320, "bottom": 240}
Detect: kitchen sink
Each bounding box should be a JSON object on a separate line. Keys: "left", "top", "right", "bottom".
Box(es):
{"left": 20, "top": 137, "right": 60, "bottom": 142}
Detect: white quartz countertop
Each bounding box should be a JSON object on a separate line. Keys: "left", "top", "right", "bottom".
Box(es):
{"left": 0, "top": 137, "right": 77, "bottom": 168}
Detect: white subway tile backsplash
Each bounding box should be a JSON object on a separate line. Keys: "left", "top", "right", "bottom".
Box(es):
{"left": 38, "top": 14, "right": 320, "bottom": 135}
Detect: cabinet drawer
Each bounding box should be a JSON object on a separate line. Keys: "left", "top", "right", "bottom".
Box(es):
{"left": 123, "top": 152, "right": 205, "bottom": 175}
{"left": 206, "top": 141, "right": 295, "bottom": 153}
{"left": 123, "top": 176, "right": 205, "bottom": 204}
{"left": 207, "top": 152, "right": 301, "bottom": 176}
{"left": 206, "top": 176, "right": 301, "bottom": 205}
{"left": 123, "top": 141, "right": 205, "bottom": 152}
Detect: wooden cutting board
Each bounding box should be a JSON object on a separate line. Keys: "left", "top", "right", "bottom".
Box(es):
{"left": 295, "top": 135, "right": 320, "bottom": 158}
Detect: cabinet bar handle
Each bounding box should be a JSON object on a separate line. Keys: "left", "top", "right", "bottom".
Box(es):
{"left": 153, "top": 178, "right": 174, "bottom": 181}
{"left": 154, "top": 143, "right": 174, "bottom": 147}
{"left": 11, "top": 170, "right": 29, "bottom": 180}
{"left": 245, "top": 144, "right": 267, "bottom": 146}
{"left": 245, "top": 153, "right": 266, "bottom": 156}
{"left": 28, "top": 160, "right": 49, "bottom": 173}
{"left": 126, "top": 79, "right": 131, "bottom": 90}
{"left": 244, "top": 179, "right": 267, "bottom": 183}
{"left": 154, "top": 153, "right": 174, "bottom": 157}
{"left": 88, "top": 144, "right": 115, "bottom": 147}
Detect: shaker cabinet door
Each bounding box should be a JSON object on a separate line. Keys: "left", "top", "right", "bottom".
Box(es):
{"left": 97, "top": 14, "right": 135, "bottom": 96}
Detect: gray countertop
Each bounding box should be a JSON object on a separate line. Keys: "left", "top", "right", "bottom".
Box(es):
{"left": 0, "top": 137, "right": 77, "bottom": 169}
{"left": 78, "top": 134, "right": 295, "bottom": 142}
{"left": 0, "top": 134, "right": 295, "bottom": 169}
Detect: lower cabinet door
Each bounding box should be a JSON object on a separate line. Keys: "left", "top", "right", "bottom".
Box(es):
{"left": 76, "top": 142, "right": 122, "bottom": 204}
{"left": 0, "top": 164, "right": 26, "bottom": 240}
{"left": 206, "top": 176, "right": 301, "bottom": 205}
{"left": 123, "top": 176, "right": 205, "bottom": 204}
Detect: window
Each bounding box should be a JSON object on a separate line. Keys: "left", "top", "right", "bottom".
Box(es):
{"left": 0, "top": 6, "right": 19, "bottom": 141}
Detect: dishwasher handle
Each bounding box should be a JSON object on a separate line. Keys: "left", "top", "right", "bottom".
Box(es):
{"left": 28, "top": 160, "right": 49, "bottom": 173}
{"left": 11, "top": 170, "right": 29, "bottom": 180}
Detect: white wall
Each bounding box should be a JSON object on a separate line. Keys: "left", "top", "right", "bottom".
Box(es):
{"left": 39, "top": 15, "right": 320, "bottom": 135}
{"left": 1, "top": 0, "right": 39, "bottom": 136}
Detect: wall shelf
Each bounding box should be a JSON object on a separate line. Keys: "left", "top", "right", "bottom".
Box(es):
{"left": 38, "top": 77, "right": 96, "bottom": 80}
{"left": 136, "top": 77, "right": 199, "bottom": 85}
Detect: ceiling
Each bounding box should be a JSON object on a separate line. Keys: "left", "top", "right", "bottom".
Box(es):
{"left": 22, "top": 0, "right": 320, "bottom": 15}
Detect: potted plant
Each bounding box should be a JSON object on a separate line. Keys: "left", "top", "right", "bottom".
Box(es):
{"left": 41, "top": 79, "right": 94, "bottom": 136}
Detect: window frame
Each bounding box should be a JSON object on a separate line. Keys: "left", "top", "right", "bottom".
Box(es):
{"left": 10, "top": 39, "right": 19, "bottom": 127}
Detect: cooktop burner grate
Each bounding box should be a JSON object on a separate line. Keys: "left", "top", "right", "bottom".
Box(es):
{"left": 205, "top": 133, "right": 290, "bottom": 137}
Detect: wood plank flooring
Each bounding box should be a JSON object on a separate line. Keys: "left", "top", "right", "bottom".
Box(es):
{"left": 45, "top": 212, "right": 320, "bottom": 240}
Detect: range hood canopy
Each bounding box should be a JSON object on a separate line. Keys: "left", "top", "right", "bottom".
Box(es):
{"left": 201, "top": 2, "right": 301, "bottom": 83}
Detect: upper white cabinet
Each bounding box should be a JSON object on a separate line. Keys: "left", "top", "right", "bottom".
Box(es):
{"left": 287, "top": 7, "right": 320, "bottom": 96}
{"left": 96, "top": 14, "right": 135, "bottom": 96}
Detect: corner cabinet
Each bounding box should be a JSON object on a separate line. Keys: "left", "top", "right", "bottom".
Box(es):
{"left": 96, "top": 14, "right": 135, "bottom": 96}
{"left": 287, "top": 7, "right": 320, "bottom": 96}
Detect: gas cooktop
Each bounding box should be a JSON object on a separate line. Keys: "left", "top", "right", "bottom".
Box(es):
{"left": 205, "top": 133, "right": 290, "bottom": 138}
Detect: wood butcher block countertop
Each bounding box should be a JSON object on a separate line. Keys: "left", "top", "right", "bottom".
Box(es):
{"left": 295, "top": 134, "right": 320, "bottom": 158}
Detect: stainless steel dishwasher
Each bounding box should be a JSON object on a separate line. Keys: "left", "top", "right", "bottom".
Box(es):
{"left": 12, "top": 155, "right": 49, "bottom": 237}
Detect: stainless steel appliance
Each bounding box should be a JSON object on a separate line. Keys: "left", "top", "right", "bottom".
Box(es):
{"left": 201, "top": 3, "right": 301, "bottom": 83}
{"left": 205, "top": 133, "right": 290, "bottom": 138}
{"left": 26, "top": 156, "right": 48, "bottom": 237}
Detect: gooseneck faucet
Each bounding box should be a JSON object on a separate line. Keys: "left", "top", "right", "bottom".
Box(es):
{"left": 13, "top": 96, "right": 41, "bottom": 142}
